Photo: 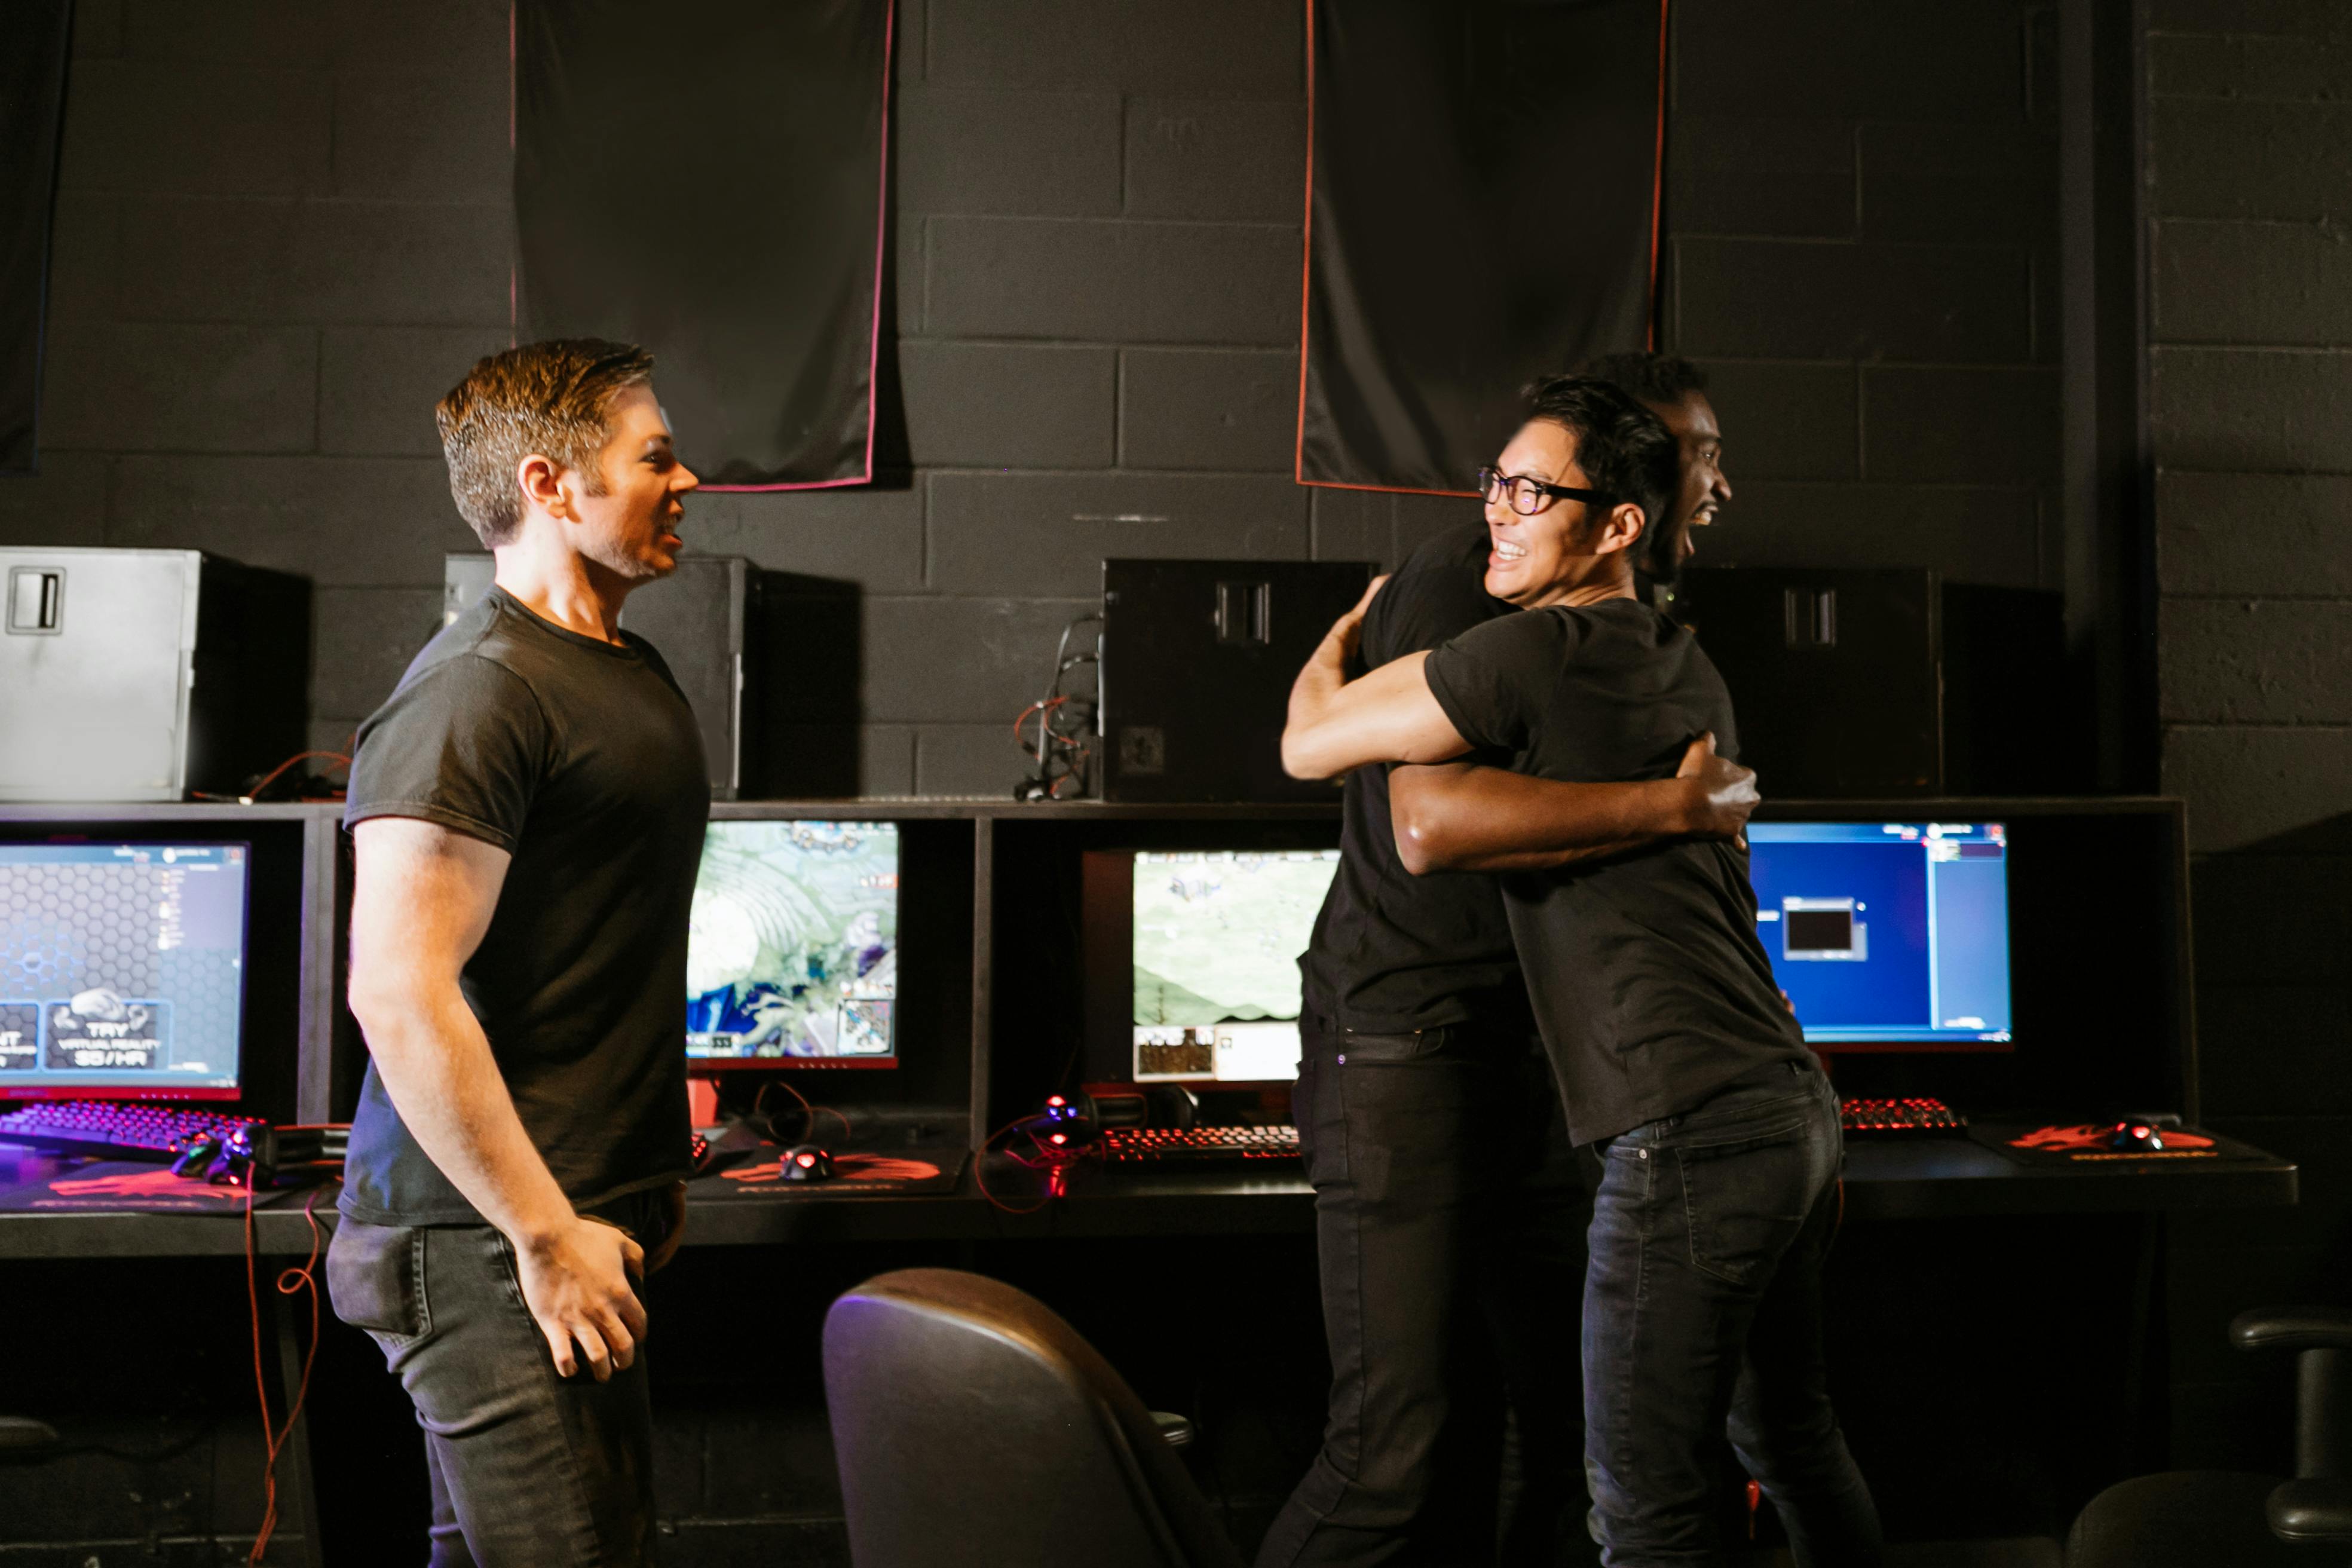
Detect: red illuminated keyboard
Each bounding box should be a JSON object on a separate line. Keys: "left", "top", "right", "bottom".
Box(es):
{"left": 0, "top": 1100, "right": 267, "bottom": 1162}
{"left": 1839, "top": 1097, "right": 1966, "bottom": 1136}
{"left": 1096, "top": 1125, "right": 1302, "bottom": 1163}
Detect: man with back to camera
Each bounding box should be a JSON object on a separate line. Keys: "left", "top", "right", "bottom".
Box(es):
{"left": 1260, "top": 358, "right": 1759, "bottom": 1568}
{"left": 326, "top": 338, "right": 707, "bottom": 1566}
{"left": 1282, "top": 377, "right": 1881, "bottom": 1568}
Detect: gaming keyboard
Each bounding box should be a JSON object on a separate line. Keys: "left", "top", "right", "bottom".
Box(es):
{"left": 0, "top": 1101, "right": 268, "bottom": 1163}
{"left": 1839, "top": 1097, "right": 1966, "bottom": 1136}
{"left": 1096, "top": 1125, "right": 1302, "bottom": 1163}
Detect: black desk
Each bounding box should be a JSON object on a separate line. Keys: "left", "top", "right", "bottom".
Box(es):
{"left": 0, "top": 1137, "right": 2299, "bottom": 1567}
{"left": 0, "top": 1135, "right": 2297, "bottom": 1257}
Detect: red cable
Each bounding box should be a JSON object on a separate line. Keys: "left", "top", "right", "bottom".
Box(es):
{"left": 245, "top": 1180, "right": 326, "bottom": 1564}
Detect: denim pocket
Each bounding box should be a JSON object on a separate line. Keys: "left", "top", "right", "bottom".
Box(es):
{"left": 1673, "top": 1119, "right": 1818, "bottom": 1288}
{"left": 325, "top": 1218, "right": 430, "bottom": 1346}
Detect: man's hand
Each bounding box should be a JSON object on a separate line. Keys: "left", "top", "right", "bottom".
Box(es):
{"left": 643, "top": 1181, "right": 687, "bottom": 1274}
{"left": 1674, "top": 733, "right": 1758, "bottom": 844}
{"left": 515, "top": 1215, "right": 649, "bottom": 1382}
{"left": 1327, "top": 573, "right": 1389, "bottom": 664}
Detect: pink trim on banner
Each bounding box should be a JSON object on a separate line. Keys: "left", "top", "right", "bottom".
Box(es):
{"left": 703, "top": 0, "right": 895, "bottom": 492}
{"left": 508, "top": 2, "right": 517, "bottom": 346}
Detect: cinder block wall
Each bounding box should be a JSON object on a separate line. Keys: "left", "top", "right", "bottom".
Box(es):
{"left": 0, "top": 0, "right": 2071, "bottom": 1559}
{"left": 1, "top": 0, "right": 2061, "bottom": 801}
{"left": 2146, "top": 0, "right": 2352, "bottom": 1470}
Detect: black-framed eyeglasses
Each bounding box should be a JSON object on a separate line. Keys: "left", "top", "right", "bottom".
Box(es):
{"left": 1475, "top": 467, "right": 1614, "bottom": 517}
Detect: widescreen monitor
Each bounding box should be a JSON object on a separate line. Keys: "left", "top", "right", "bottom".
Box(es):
{"left": 1747, "top": 820, "right": 2013, "bottom": 1051}
{"left": 1130, "top": 848, "right": 1341, "bottom": 1082}
{"left": 685, "top": 820, "right": 900, "bottom": 1070}
{"left": 0, "top": 841, "right": 250, "bottom": 1100}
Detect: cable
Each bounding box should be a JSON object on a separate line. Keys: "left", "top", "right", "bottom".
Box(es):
{"left": 1013, "top": 614, "right": 1102, "bottom": 800}
{"left": 753, "top": 1078, "right": 853, "bottom": 1145}
{"left": 970, "top": 1112, "right": 1090, "bottom": 1217}
{"left": 245, "top": 1180, "right": 326, "bottom": 1565}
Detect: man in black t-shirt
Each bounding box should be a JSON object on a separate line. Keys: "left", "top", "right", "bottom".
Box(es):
{"left": 1284, "top": 379, "right": 1881, "bottom": 1568}
{"left": 1263, "top": 379, "right": 1761, "bottom": 1566}
{"left": 328, "top": 339, "right": 708, "bottom": 1566}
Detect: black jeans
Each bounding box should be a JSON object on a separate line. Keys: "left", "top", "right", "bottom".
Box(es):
{"left": 1259, "top": 1021, "right": 1598, "bottom": 1568}
{"left": 325, "top": 1190, "right": 669, "bottom": 1567}
{"left": 1584, "top": 1064, "right": 1881, "bottom": 1568}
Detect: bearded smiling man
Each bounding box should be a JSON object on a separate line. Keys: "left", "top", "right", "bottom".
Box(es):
{"left": 327, "top": 339, "right": 709, "bottom": 1567}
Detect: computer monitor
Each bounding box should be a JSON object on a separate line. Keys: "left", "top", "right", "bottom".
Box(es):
{"left": 1129, "top": 848, "right": 1342, "bottom": 1082}
{"left": 0, "top": 840, "right": 250, "bottom": 1101}
{"left": 685, "top": 819, "right": 900, "bottom": 1070}
{"left": 1747, "top": 820, "right": 2013, "bottom": 1051}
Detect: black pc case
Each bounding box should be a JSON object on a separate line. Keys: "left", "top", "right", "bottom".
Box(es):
{"left": 1100, "top": 559, "right": 1376, "bottom": 803}
{"left": 1671, "top": 566, "right": 2071, "bottom": 797}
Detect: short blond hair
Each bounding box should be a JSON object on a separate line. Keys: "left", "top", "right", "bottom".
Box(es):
{"left": 434, "top": 339, "right": 656, "bottom": 547}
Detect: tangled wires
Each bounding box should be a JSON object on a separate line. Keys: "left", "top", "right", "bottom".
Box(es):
{"left": 1013, "top": 614, "right": 1101, "bottom": 801}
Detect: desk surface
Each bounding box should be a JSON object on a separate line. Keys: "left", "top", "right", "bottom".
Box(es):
{"left": 0, "top": 1135, "right": 2298, "bottom": 1258}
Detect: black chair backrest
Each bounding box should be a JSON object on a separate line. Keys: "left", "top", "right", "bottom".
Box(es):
{"left": 822, "top": 1268, "right": 1244, "bottom": 1568}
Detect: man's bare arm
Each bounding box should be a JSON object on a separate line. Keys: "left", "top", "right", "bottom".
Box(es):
{"left": 1389, "top": 734, "right": 1760, "bottom": 875}
{"left": 1282, "top": 578, "right": 1473, "bottom": 780}
{"left": 346, "top": 817, "right": 648, "bottom": 1381}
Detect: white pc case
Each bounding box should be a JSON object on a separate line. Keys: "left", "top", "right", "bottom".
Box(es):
{"left": 0, "top": 547, "right": 308, "bottom": 802}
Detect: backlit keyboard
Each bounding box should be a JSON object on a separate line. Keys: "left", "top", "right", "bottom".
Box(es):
{"left": 1096, "top": 1125, "right": 1302, "bottom": 1163}
{"left": 0, "top": 1101, "right": 267, "bottom": 1162}
{"left": 1839, "top": 1097, "right": 1966, "bottom": 1136}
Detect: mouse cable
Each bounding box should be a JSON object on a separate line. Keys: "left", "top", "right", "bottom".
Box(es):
{"left": 754, "top": 1077, "right": 853, "bottom": 1146}
{"left": 244, "top": 1179, "right": 326, "bottom": 1565}
{"left": 972, "top": 1113, "right": 1089, "bottom": 1217}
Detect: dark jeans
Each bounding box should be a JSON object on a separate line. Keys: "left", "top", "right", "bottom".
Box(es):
{"left": 1584, "top": 1064, "right": 1881, "bottom": 1568}
{"left": 1259, "top": 1021, "right": 1598, "bottom": 1568}
{"left": 326, "top": 1190, "right": 669, "bottom": 1567}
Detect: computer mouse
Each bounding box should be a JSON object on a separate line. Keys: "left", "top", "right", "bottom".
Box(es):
{"left": 169, "top": 1134, "right": 220, "bottom": 1179}
{"left": 780, "top": 1144, "right": 836, "bottom": 1181}
{"left": 2106, "top": 1120, "right": 2165, "bottom": 1153}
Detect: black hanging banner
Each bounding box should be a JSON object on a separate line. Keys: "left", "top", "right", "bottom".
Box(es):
{"left": 1, "top": 0, "right": 72, "bottom": 476}
{"left": 1297, "top": 0, "right": 1667, "bottom": 496}
{"left": 516, "top": 0, "right": 893, "bottom": 490}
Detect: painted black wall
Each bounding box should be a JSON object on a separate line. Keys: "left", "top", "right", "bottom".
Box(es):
{"left": 0, "top": 0, "right": 2063, "bottom": 799}
{"left": 0, "top": 1, "right": 2149, "bottom": 1561}
{"left": 2143, "top": 0, "right": 2352, "bottom": 1475}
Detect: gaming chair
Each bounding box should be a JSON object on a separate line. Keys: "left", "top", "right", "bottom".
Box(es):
{"left": 2069, "top": 1307, "right": 2352, "bottom": 1566}
{"left": 822, "top": 1268, "right": 1243, "bottom": 1568}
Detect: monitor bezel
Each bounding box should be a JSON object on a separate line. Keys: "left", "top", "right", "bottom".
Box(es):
{"left": 1090, "top": 844, "right": 1340, "bottom": 1089}
{"left": 685, "top": 815, "right": 906, "bottom": 1074}
{"left": 0, "top": 820, "right": 295, "bottom": 1108}
{"left": 1747, "top": 816, "right": 2016, "bottom": 1056}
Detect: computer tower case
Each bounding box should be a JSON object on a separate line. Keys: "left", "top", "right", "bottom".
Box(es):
{"left": 1100, "top": 558, "right": 1377, "bottom": 803}
{"left": 444, "top": 553, "right": 752, "bottom": 800}
{"left": 1671, "top": 567, "right": 2068, "bottom": 797}
{"left": 0, "top": 547, "right": 308, "bottom": 801}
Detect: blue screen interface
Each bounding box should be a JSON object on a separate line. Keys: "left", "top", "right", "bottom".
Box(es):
{"left": 685, "top": 821, "right": 899, "bottom": 1065}
{"left": 1747, "top": 822, "right": 2012, "bottom": 1048}
{"left": 0, "top": 842, "right": 250, "bottom": 1095}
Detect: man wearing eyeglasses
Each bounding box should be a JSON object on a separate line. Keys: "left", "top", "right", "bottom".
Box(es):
{"left": 1262, "top": 368, "right": 1762, "bottom": 1568}
{"left": 1282, "top": 376, "right": 1881, "bottom": 1568}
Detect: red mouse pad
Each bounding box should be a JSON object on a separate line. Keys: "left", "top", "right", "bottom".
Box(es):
{"left": 700, "top": 1148, "right": 966, "bottom": 1198}
{"left": 0, "top": 1160, "right": 308, "bottom": 1215}
{"left": 1967, "top": 1121, "right": 2267, "bottom": 1166}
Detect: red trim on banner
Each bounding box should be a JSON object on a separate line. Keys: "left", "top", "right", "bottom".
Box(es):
{"left": 508, "top": 3, "right": 518, "bottom": 347}
{"left": 1293, "top": 0, "right": 1316, "bottom": 489}
{"left": 705, "top": 0, "right": 896, "bottom": 491}
{"left": 1294, "top": 0, "right": 1672, "bottom": 496}
{"left": 1647, "top": 0, "right": 1668, "bottom": 351}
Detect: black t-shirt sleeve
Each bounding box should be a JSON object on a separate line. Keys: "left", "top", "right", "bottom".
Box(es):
{"left": 344, "top": 654, "right": 550, "bottom": 852}
{"left": 1422, "top": 610, "right": 1574, "bottom": 756}
{"left": 1364, "top": 564, "right": 1503, "bottom": 666}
